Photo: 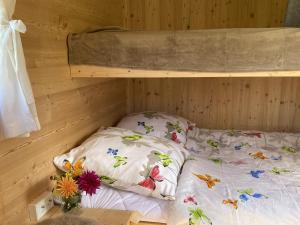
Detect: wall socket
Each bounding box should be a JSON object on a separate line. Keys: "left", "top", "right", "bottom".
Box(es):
{"left": 28, "top": 191, "right": 54, "bottom": 222}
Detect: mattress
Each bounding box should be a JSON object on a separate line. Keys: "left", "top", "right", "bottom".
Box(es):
{"left": 81, "top": 184, "right": 169, "bottom": 223}
{"left": 168, "top": 128, "right": 300, "bottom": 225}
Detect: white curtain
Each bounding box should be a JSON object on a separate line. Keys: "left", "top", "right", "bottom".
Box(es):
{"left": 0, "top": 0, "right": 40, "bottom": 140}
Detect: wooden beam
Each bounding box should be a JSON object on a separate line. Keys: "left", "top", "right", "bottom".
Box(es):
{"left": 68, "top": 28, "right": 300, "bottom": 78}
{"left": 71, "top": 65, "right": 300, "bottom": 78}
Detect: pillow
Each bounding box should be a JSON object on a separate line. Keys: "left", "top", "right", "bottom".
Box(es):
{"left": 117, "top": 112, "right": 195, "bottom": 145}
{"left": 53, "top": 127, "right": 186, "bottom": 200}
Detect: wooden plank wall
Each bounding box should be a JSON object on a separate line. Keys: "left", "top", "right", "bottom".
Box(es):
{"left": 0, "top": 1, "right": 125, "bottom": 225}
{"left": 125, "top": 0, "right": 300, "bottom": 132}
{"left": 128, "top": 78, "right": 300, "bottom": 132}
{"left": 123, "top": 0, "right": 289, "bottom": 30}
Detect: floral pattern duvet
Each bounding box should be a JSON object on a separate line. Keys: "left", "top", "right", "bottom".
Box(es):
{"left": 169, "top": 128, "right": 300, "bottom": 225}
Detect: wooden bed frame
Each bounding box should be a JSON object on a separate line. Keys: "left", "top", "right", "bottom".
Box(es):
{"left": 68, "top": 28, "right": 300, "bottom": 78}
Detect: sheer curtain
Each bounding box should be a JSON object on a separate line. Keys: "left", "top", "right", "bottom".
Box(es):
{"left": 0, "top": 0, "right": 40, "bottom": 140}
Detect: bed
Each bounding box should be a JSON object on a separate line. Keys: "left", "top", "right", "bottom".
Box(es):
{"left": 168, "top": 128, "right": 300, "bottom": 225}
{"left": 79, "top": 127, "right": 300, "bottom": 225}
{"left": 53, "top": 112, "right": 300, "bottom": 225}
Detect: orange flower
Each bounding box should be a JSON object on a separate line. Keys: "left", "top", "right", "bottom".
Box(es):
{"left": 57, "top": 176, "right": 78, "bottom": 198}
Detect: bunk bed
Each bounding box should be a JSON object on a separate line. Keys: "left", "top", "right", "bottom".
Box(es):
{"left": 67, "top": 28, "right": 300, "bottom": 78}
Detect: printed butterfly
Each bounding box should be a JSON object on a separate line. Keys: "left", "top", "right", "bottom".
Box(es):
{"left": 122, "top": 134, "right": 143, "bottom": 141}
{"left": 113, "top": 155, "right": 127, "bottom": 168}
{"left": 269, "top": 167, "right": 290, "bottom": 175}
{"left": 193, "top": 173, "right": 220, "bottom": 189}
{"left": 249, "top": 170, "right": 265, "bottom": 178}
{"left": 223, "top": 199, "right": 238, "bottom": 209}
{"left": 249, "top": 151, "right": 268, "bottom": 160}
{"left": 234, "top": 142, "right": 251, "bottom": 150}
{"left": 138, "top": 121, "right": 145, "bottom": 126}
{"left": 100, "top": 176, "right": 117, "bottom": 184}
{"left": 188, "top": 207, "right": 212, "bottom": 225}
{"left": 207, "top": 139, "right": 219, "bottom": 149}
{"left": 171, "top": 132, "right": 180, "bottom": 143}
{"left": 209, "top": 158, "right": 222, "bottom": 165}
{"left": 154, "top": 151, "right": 173, "bottom": 167}
{"left": 238, "top": 188, "right": 268, "bottom": 202}
{"left": 107, "top": 148, "right": 118, "bottom": 156}
{"left": 63, "top": 156, "right": 86, "bottom": 177}
{"left": 282, "top": 146, "right": 296, "bottom": 154}
{"left": 271, "top": 155, "right": 282, "bottom": 161}
{"left": 138, "top": 165, "right": 164, "bottom": 191}
{"left": 144, "top": 125, "right": 154, "bottom": 134}
{"left": 166, "top": 121, "right": 183, "bottom": 133}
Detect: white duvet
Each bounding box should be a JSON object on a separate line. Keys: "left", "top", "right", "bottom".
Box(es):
{"left": 168, "top": 128, "right": 300, "bottom": 225}
{"left": 81, "top": 184, "right": 169, "bottom": 223}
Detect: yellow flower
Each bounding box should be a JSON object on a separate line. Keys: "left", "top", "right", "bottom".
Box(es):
{"left": 56, "top": 176, "right": 78, "bottom": 198}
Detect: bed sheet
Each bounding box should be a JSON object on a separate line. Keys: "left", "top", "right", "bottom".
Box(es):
{"left": 81, "top": 184, "right": 169, "bottom": 223}
{"left": 168, "top": 128, "right": 300, "bottom": 225}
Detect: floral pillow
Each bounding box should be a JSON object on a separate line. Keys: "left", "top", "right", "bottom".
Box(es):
{"left": 117, "top": 112, "right": 195, "bottom": 145}
{"left": 53, "top": 127, "right": 187, "bottom": 200}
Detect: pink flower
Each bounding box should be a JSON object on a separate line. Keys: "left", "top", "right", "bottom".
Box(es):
{"left": 184, "top": 195, "right": 198, "bottom": 205}
{"left": 78, "top": 170, "right": 101, "bottom": 196}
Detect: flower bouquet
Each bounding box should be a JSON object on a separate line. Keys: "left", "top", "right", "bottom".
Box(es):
{"left": 51, "top": 157, "right": 101, "bottom": 212}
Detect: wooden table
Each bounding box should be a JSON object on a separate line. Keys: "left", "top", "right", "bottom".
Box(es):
{"left": 39, "top": 206, "right": 142, "bottom": 225}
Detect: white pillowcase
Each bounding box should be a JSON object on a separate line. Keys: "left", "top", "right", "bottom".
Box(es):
{"left": 53, "top": 127, "right": 187, "bottom": 200}
{"left": 117, "top": 112, "right": 195, "bottom": 145}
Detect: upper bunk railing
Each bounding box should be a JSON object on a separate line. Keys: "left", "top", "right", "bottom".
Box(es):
{"left": 68, "top": 28, "right": 300, "bottom": 78}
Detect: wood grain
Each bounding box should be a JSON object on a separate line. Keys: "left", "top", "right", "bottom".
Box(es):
{"left": 0, "top": 1, "right": 125, "bottom": 225}
{"left": 68, "top": 28, "right": 300, "bottom": 76}
{"left": 124, "top": 0, "right": 300, "bottom": 132}
{"left": 123, "top": 0, "right": 289, "bottom": 30}
{"left": 128, "top": 78, "right": 300, "bottom": 132}
{"left": 71, "top": 65, "right": 300, "bottom": 78}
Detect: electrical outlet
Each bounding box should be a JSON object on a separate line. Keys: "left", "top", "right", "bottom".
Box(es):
{"left": 28, "top": 191, "right": 54, "bottom": 222}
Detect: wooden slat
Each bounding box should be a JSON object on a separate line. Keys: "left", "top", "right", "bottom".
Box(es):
{"left": 128, "top": 78, "right": 300, "bottom": 132}
{"left": 68, "top": 28, "right": 300, "bottom": 77}
{"left": 71, "top": 65, "right": 300, "bottom": 78}
{"left": 123, "top": 0, "right": 289, "bottom": 29}
{"left": 0, "top": 1, "right": 126, "bottom": 225}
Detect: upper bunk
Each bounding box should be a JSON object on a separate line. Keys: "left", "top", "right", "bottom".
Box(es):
{"left": 68, "top": 28, "right": 300, "bottom": 78}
